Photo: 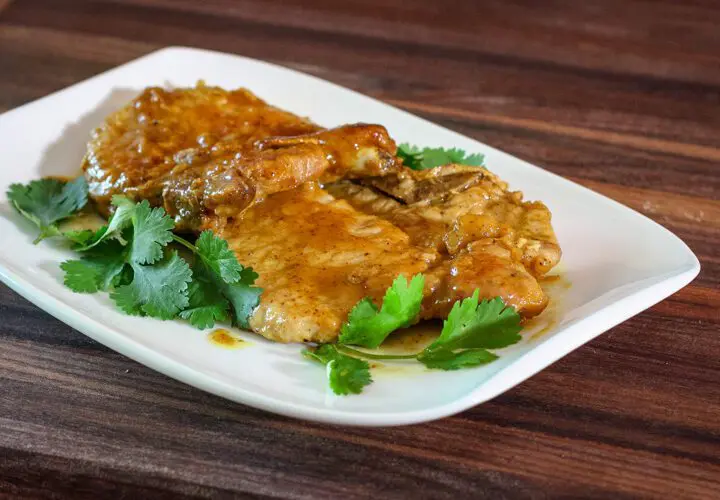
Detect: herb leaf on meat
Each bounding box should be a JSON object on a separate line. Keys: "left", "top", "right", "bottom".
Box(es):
{"left": 397, "top": 144, "right": 484, "bottom": 170}
{"left": 339, "top": 274, "right": 425, "bottom": 348}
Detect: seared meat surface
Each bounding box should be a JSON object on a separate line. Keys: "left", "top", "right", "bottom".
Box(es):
{"left": 215, "top": 183, "right": 434, "bottom": 343}
{"left": 83, "top": 84, "right": 561, "bottom": 343}
{"left": 327, "top": 165, "right": 561, "bottom": 318}
{"left": 84, "top": 84, "right": 398, "bottom": 230}
{"left": 84, "top": 84, "right": 320, "bottom": 213}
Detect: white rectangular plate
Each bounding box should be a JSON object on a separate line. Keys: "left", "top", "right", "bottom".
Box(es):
{"left": 0, "top": 47, "right": 699, "bottom": 426}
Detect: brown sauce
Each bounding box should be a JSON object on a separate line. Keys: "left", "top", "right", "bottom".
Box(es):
{"left": 379, "top": 321, "right": 442, "bottom": 355}
{"left": 525, "top": 272, "right": 571, "bottom": 340}
{"left": 208, "top": 329, "right": 247, "bottom": 349}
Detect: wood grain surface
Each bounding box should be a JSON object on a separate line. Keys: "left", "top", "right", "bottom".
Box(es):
{"left": 1, "top": 0, "right": 719, "bottom": 498}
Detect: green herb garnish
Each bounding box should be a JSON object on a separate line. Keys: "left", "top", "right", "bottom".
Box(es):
{"left": 416, "top": 293, "right": 522, "bottom": 370}
{"left": 9, "top": 178, "right": 262, "bottom": 328}
{"left": 7, "top": 177, "right": 89, "bottom": 243}
{"left": 339, "top": 274, "right": 424, "bottom": 348}
{"left": 303, "top": 344, "right": 372, "bottom": 396}
{"left": 397, "top": 144, "right": 484, "bottom": 170}
{"left": 312, "top": 287, "right": 523, "bottom": 395}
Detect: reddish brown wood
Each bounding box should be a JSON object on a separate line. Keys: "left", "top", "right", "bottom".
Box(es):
{"left": 1, "top": 0, "right": 719, "bottom": 497}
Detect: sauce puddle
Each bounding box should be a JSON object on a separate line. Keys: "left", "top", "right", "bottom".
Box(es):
{"left": 364, "top": 321, "right": 442, "bottom": 378}
{"left": 524, "top": 272, "right": 572, "bottom": 340}
{"left": 208, "top": 328, "right": 249, "bottom": 349}
{"left": 58, "top": 211, "right": 107, "bottom": 232}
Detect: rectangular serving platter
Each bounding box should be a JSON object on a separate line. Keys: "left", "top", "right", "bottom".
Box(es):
{"left": 0, "top": 47, "right": 700, "bottom": 426}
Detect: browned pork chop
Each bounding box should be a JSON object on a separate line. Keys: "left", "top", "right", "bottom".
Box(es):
{"left": 84, "top": 84, "right": 320, "bottom": 212}
{"left": 83, "top": 84, "right": 398, "bottom": 230}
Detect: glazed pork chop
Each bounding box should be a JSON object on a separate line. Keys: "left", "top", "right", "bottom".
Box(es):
{"left": 84, "top": 83, "right": 319, "bottom": 213}
{"left": 83, "top": 84, "right": 398, "bottom": 230}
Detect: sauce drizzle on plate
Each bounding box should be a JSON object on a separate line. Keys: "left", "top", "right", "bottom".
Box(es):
{"left": 208, "top": 329, "right": 246, "bottom": 349}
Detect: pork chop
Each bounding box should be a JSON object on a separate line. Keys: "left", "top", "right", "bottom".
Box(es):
{"left": 83, "top": 84, "right": 399, "bottom": 230}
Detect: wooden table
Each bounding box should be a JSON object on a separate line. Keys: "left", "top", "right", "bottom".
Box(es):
{"left": 1, "top": 1, "right": 719, "bottom": 497}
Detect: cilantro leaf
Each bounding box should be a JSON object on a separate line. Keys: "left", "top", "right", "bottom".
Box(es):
{"left": 417, "top": 292, "right": 522, "bottom": 370}
{"left": 427, "top": 293, "right": 522, "bottom": 352}
{"left": 7, "top": 177, "right": 88, "bottom": 243}
{"left": 64, "top": 229, "right": 97, "bottom": 247}
{"left": 60, "top": 243, "right": 127, "bottom": 293}
{"left": 339, "top": 274, "right": 424, "bottom": 348}
{"left": 417, "top": 347, "right": 498, "bottom": 370}
{"left": 178, "top": 231, "right": 262, "bottom": 329}
{"left": 303, "top": 344, "right": 372, "bottom": 395}
{"left": 397, "top": 144, "right": 484, "bottom": 170}
{"left": 74, "top": 195, "right": 135, "bottom": 250}
{"left": 110, "top": 251, "right": 191, "bottom": 319}
{"left": 396, "top": 144, "right": 425, "bottom": 170}
{"left": 421, "top": 148, "right": 484, "bottom": 169}
{"left": 178, "top": 278, "right": 230, "bottom": 329}
{"left": 194, "top": 230, "right": 244, "bottom": 283}
{"left": 222, "top": 276, "right": 262, "bottom": 329}
{"left": 60, "top": 260, "right": 105, "bottom": 293}
{"left": 128, "top": 201, "right": 174, "bottom": 264}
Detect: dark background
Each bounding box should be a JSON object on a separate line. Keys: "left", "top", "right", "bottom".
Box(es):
{"left": 1, "top": 0, "right": 719, "bottom": 498}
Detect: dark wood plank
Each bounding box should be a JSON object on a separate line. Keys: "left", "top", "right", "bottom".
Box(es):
{"left": 1, "top": 0, "right": 719, "bottom": 498}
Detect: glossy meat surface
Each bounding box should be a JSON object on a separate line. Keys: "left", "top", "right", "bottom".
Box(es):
{"left": 84, "top": 84, "right": 320, "bottom": 213}
{"left": 327, "top": 165, "right": 561, "bottom": 318}
{"left": 83, "top": 84, "right": 398, "bottom": 229}
{"left": 215, "top": 183, "right": 435, "bottom": 343}
{"left": 163, "top": 123, "right": 398, "bottom": 230}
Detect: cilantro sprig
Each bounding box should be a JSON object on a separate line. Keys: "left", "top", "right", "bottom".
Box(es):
{"left": 303, "top": 344, "right": 372, "bottom": 395}
{"left": 175, "top": 231, "right": 262, "bottom": 329}
{"left": 339, "top": 274, "right": 425, "bottom": 348}
{"left": 8, "top": 177, "right": 262, "bottom": 328}
{"left": 63, "top": 196, "right": 262, "bottom": 326}
{"left": 308, "top": 284, "right": 523, "bottom": 395}
{"left": 7, "top": 177, "right": 89, "bottom": 243}
{"left": 397, "top": 144, "right": 484, "bottom": 170}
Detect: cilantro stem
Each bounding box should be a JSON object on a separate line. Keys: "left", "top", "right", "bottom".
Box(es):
{"left": 336, "top": 344, "right": 420, "bottom": 360}
{"left": 172, "top": 234, "right": 198, "bottom": 253}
